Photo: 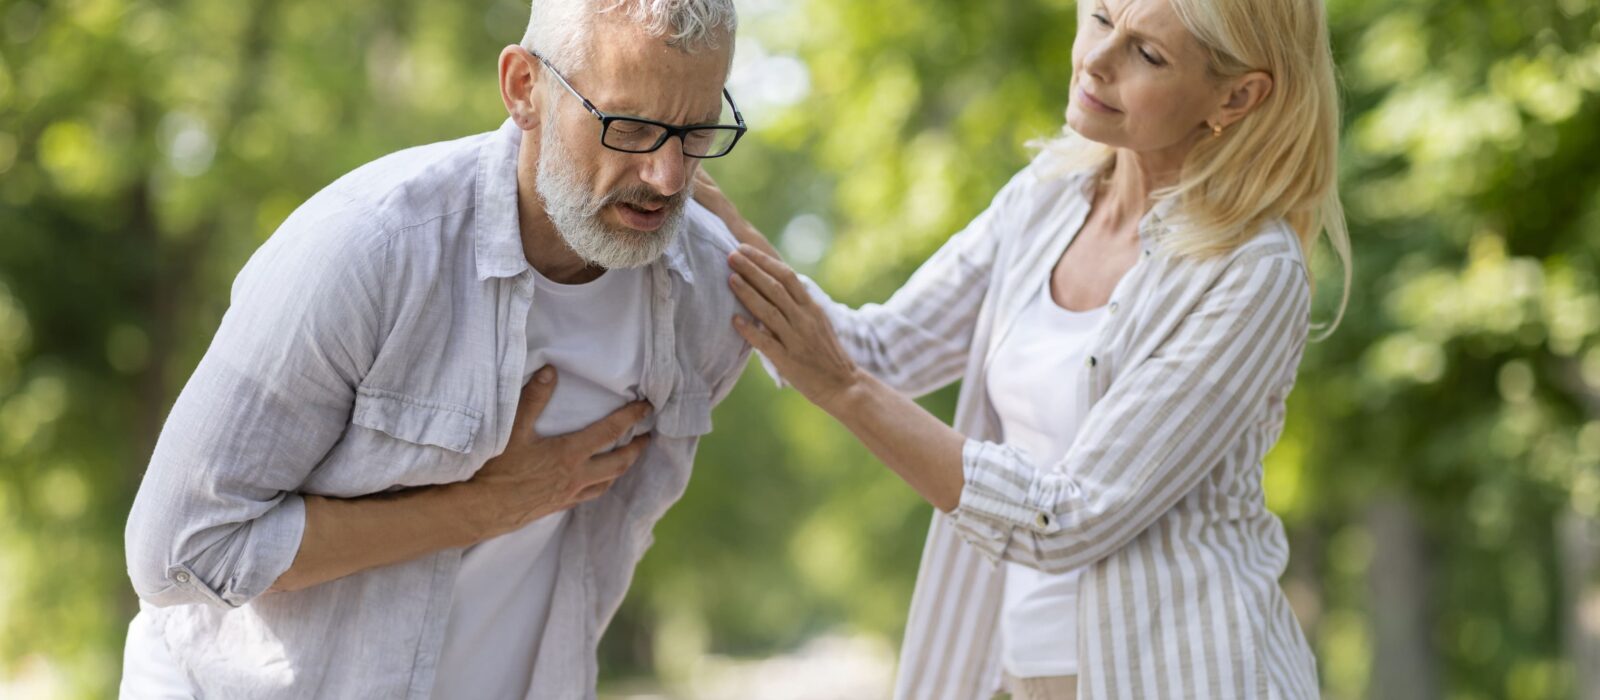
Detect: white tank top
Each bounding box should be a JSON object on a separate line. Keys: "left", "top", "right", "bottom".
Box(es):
{"left": 986, "top": 276, "right": 1108, "bottom": 678}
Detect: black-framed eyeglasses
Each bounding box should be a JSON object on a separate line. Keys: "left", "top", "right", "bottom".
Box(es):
{"left": 530, "top": 49, "right": 747, "bottom": 159}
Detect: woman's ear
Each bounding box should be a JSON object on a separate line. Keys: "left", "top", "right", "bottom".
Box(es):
{"left": 1211, "top": 70, "right": 1273, "bottom": 130}
{"left": 499, "top": 45, "right": 542, "bottom": 131}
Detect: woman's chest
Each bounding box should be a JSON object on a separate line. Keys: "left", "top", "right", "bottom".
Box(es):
{"left": 1047, "top": 218, "right": 1143, "bottom": 313}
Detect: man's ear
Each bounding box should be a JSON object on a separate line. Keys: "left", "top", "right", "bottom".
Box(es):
{"left": 499, "top": 45, "right": 542, "bottom": 131}
{"left": 1210, "top": 70, "right": 1273, "bottom": 131}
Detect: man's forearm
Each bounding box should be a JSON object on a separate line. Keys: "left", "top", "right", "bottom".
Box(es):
{"left": 269, "top": 481, "right": 488, "bottom": 593}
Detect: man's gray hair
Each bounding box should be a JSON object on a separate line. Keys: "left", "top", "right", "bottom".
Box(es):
{"left": 521, "top": 0, "right": 738, "bottom": 73}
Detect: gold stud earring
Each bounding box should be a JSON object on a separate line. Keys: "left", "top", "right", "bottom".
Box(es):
{"left": 1211, "top": 123, "right": 1223, "bottom": 138}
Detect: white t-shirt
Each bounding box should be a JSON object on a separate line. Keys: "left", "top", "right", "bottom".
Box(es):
{"left": 987, "top": 277, "right": 1108, "bottom": 679}
{"left": 430, "top": 264, "right": 649, "bottom": 700}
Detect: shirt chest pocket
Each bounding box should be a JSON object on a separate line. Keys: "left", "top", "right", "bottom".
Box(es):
{"left": 327, "top": 387, "right": 486, "bottom": 493}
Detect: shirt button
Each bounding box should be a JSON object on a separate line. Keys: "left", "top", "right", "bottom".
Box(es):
{"left": 1034, "top": 512, "right": 1052, "bottom": 529}
{"left": 1086, "top": 356, "right": 1098, "bottom": 368}
{"left": 1143, "top": 249, "right": 1152, "bottom": 258}
{"left": 1109, "top": 301, "right": 1119, "bottom": 314}
{"left": 174, "top": 571, "right": 191, "bottom": 584}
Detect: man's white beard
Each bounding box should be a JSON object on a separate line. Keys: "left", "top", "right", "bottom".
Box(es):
{"left": 535, "top": 124, "right": 688, "bottom": 270}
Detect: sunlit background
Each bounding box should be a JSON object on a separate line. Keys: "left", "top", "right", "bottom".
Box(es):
{"left": 1, "top": 0, "right": 1599, "bottom": 697}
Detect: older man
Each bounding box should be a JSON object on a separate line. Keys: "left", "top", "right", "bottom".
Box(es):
{"left": 119, "top": 1, "right": 749, "bottom": 697}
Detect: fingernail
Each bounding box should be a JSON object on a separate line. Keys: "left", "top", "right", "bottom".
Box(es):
{"left": 536, "top": 366, "right": 553, "bottom": 383}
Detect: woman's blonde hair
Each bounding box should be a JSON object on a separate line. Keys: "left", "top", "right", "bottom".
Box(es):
{"left": 1038, "top": 0, "right": 1350, "bottom": 337}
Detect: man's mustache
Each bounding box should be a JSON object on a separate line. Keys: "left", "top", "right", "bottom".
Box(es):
{"left": 595, "top": 182, "right": 692, "bottom": 213}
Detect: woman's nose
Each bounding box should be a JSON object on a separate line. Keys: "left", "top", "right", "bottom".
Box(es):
{"left": 1082, "top": 37, "right": 1117, "bottom": 82}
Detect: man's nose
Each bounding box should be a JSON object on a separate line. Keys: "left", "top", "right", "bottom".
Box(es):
{"left": 638, "top": 138, "right": 691, "bottom": 197}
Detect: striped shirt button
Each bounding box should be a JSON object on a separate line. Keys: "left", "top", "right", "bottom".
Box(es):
{"left": 1086, "top": 355, "right": 1098, "bottom": 368}
{"left": 1033, "top": 512, "right": 1052, "bottom": 529}
{"left": 174, "top": 571, "right": 191, "bottom": 584}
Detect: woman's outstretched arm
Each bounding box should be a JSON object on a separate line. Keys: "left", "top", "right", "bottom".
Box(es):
{"left": 694, "top": 166, "right": 1039, "bottom": 397}
{"left": 728, "top": 241, "right": 1312, "bottom": 573}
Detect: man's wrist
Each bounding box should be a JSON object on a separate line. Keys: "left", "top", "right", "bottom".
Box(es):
{"left": 443, "top": 478, "right": 502, "bottom": 543}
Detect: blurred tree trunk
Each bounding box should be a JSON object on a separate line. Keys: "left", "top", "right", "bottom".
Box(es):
{"left": 1560, "top": 510, "right": 1600, "bottom": 699}
{"left": 1559, "top": 359, "right": 1600, "bottom": 699}
{"left": 1366, "top": 495, "right": 1441, "bottom": 700}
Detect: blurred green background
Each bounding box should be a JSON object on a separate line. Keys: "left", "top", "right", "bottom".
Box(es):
{"left": 2, "top": 0, "right": 1599, "bottom": 697}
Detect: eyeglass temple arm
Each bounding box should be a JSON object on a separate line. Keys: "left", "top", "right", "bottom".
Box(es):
{"left": 529, "top": 49, "right": 605, "bottom": 120}
{"left": 723, "top": 88, "right": 745, "bottom": 127}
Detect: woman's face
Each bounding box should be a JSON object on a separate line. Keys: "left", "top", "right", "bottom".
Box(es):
{"left": 1067, "top": 0, "right": 1228, "bottom": 156}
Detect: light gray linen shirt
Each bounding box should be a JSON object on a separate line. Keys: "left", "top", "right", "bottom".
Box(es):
{"left": 123, "top": 119, "right": 751, "bottom": 699}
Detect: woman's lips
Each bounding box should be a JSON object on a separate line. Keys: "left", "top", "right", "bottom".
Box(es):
{"left": 613, "top": 202, "right": 668, "bottom": 232}
{"left": 1078, "top": 86, "right": 1121, "bottom": 114}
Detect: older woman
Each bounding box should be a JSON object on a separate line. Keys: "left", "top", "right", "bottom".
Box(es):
{"left": 695, "top": 0, "right": 1350, "bottom": 697}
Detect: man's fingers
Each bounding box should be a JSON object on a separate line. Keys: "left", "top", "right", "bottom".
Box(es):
{"left": 572, "top": 434, "right": 651, "bottom": 503}
{"left": 573, "top": 479, "right": 614, "bottom": 504}
{"left": 583, "top": 434, "right": 650, "bottom": 485}
{"left": 564, "top": 400, "right": 652, "bottom": 455}
{"left": 518, "top": 366, "right": 558, "bottom": 439}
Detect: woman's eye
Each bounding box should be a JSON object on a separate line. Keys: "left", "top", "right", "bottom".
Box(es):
{"left": 1138, "top": 47, "right": 1164, "bottom": 66}
{"left": 1092, "top": 13, "right": 1112, "bottom": 27}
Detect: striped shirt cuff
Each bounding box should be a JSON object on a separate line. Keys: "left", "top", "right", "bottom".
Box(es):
{"left": 951, "top": 439, "right": 1064, "bottom": 563}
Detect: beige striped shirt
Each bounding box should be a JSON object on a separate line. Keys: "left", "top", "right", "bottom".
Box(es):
{"left": 808, "top": 154, "right": 1320, "bottom": 699}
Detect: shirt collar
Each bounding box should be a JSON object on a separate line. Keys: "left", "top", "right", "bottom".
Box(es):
{"left": 474, "top": 118, "right": 695, "bottom": 283}
{"left": 660, "top": 224, "right": 695, "bottom": 284}
{"left": 474, "top": 119, "right": 532, "bottom": 281}
{"left": 1067, "top": 167, "right": 1181, "bottom": 245}
{"left": 1144, "top": 194, "right": 1181, "bottom": 235}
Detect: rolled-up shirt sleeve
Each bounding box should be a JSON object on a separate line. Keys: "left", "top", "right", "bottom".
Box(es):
{"left": 124, "top": 203, "right": 387, "bottom": 609}
{"left": 950, "top": 253, "right": 1311, "bottom": 574}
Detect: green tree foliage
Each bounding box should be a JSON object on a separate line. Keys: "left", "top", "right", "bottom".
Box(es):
{"left": 1, "top": 0, "right": 1597, "bottom": 697}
